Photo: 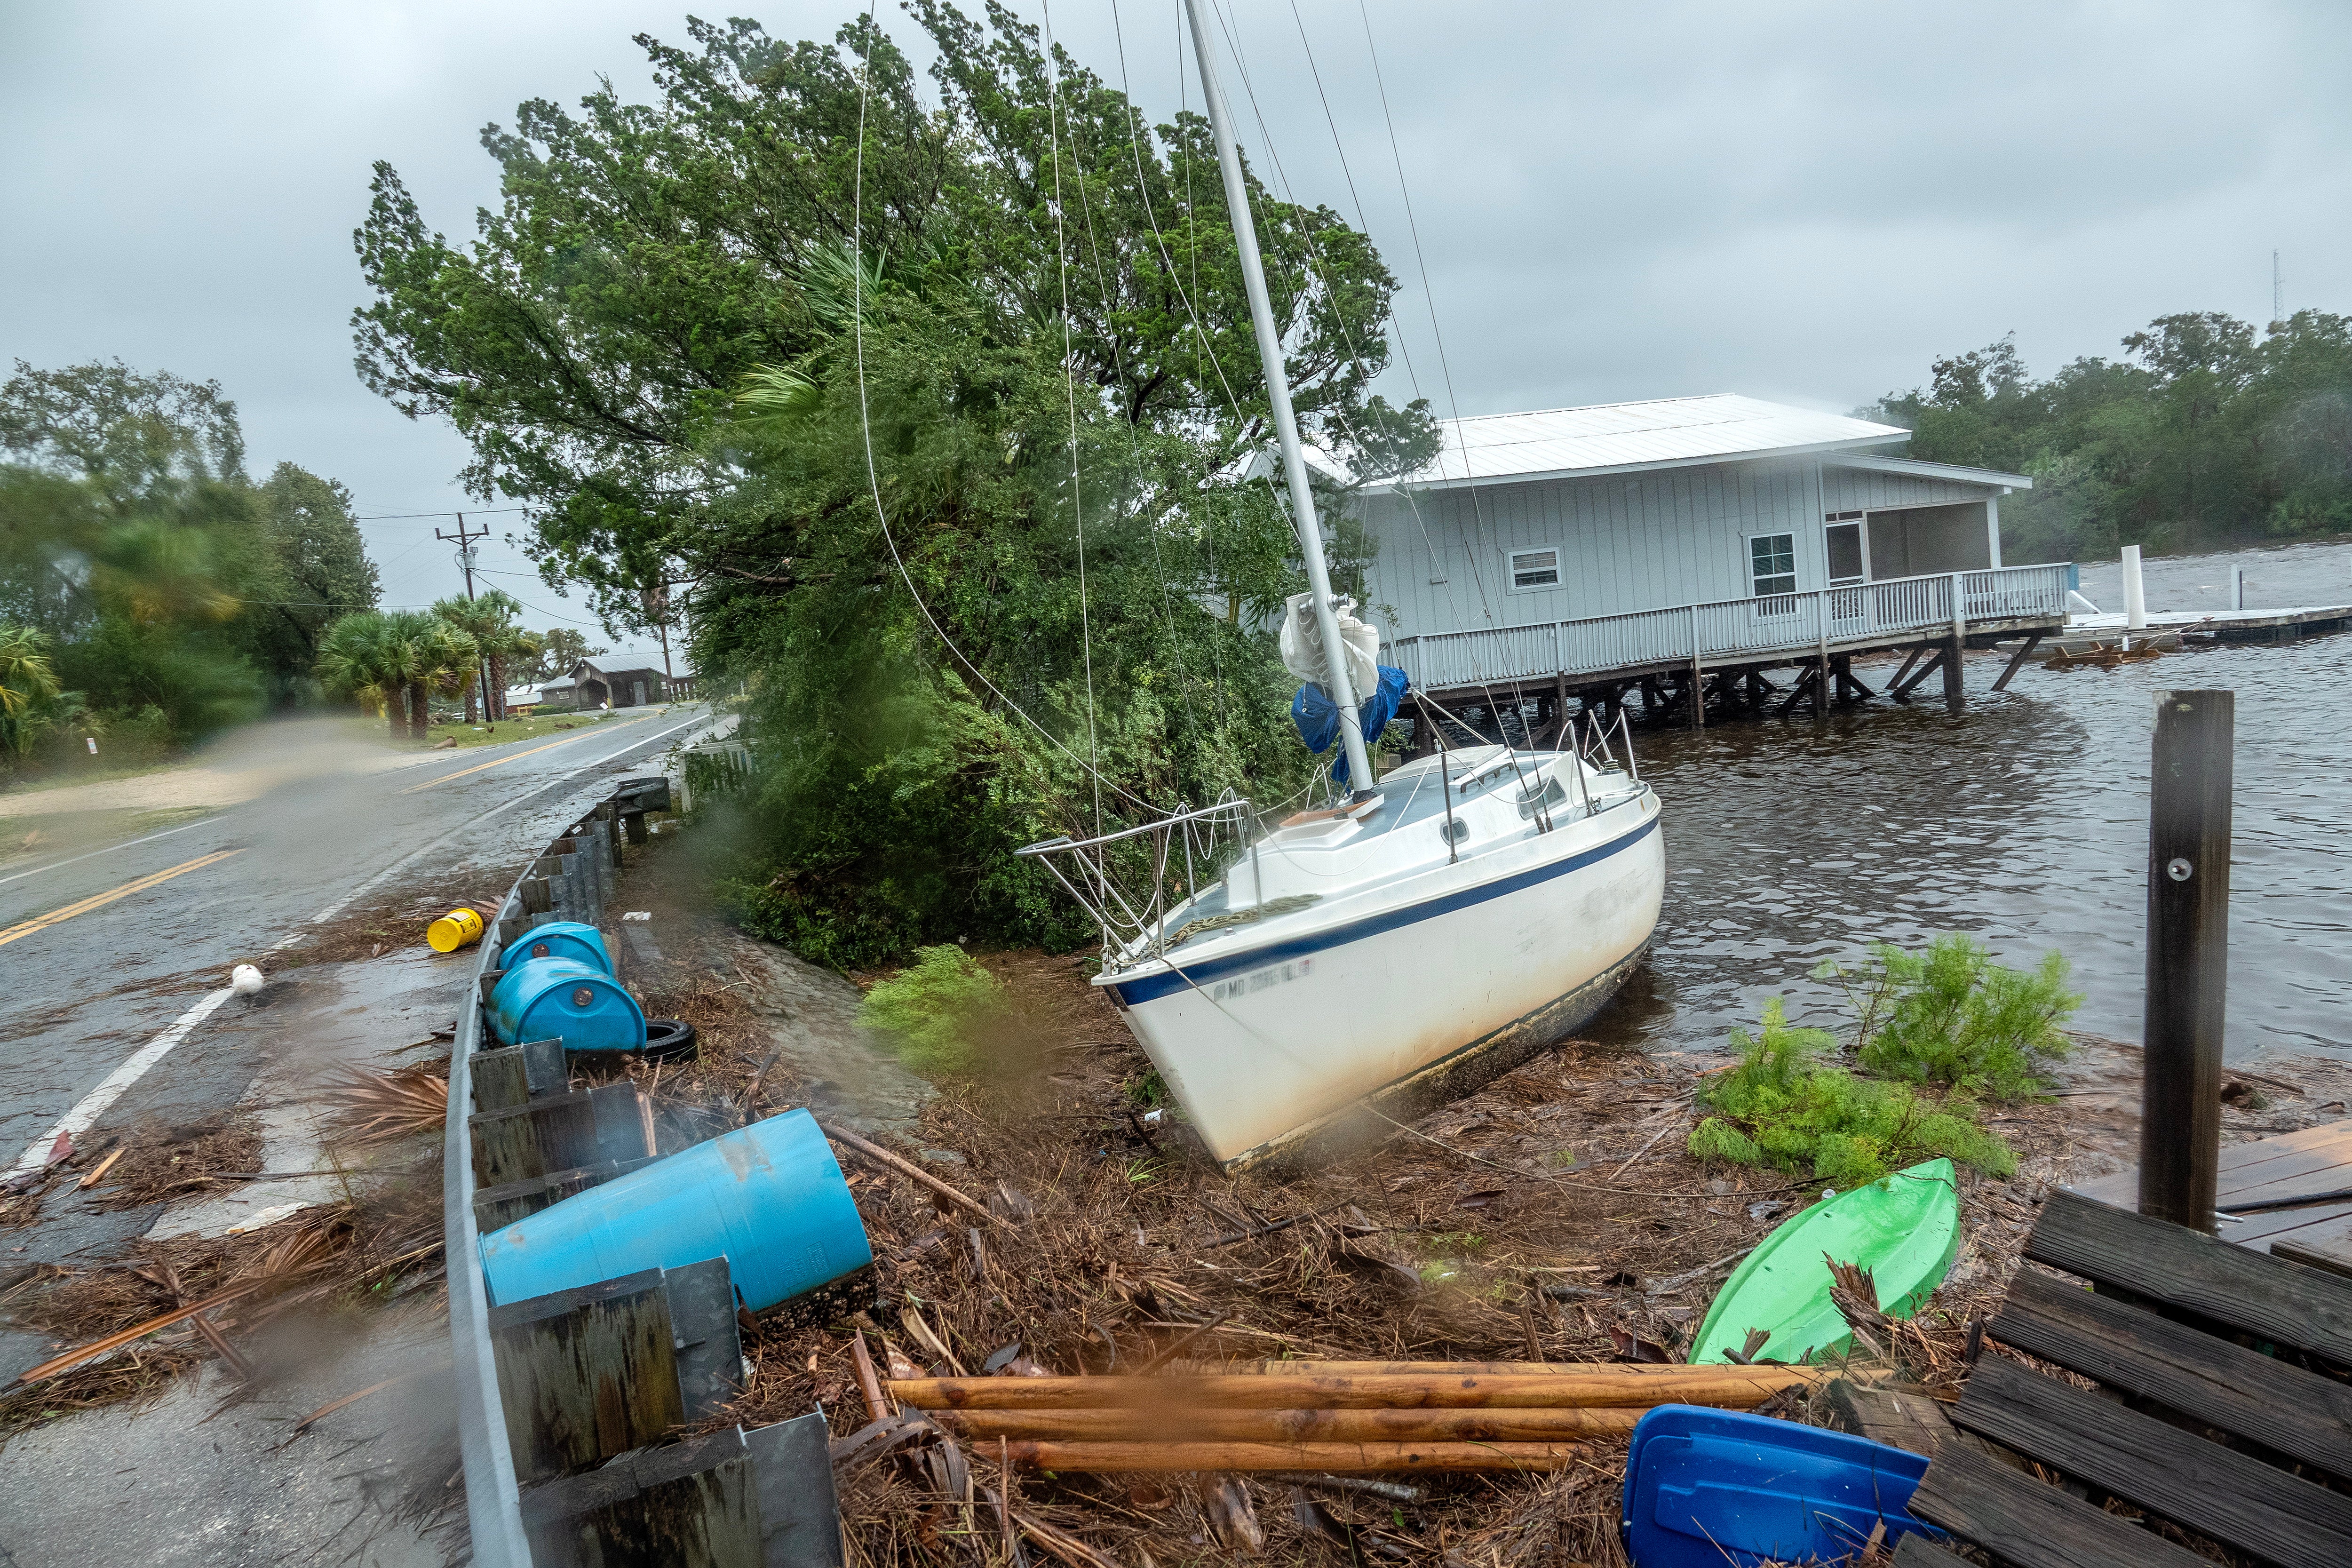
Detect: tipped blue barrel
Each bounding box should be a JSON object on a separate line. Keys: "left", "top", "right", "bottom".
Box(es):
{"left": 478, "top": 1109, "right": 871, "bottom": 1312}
{"left": 498, "top": 920, "right": 613, "bottom": 976}
{"left": 488, "top": 955, "right": 645, "bottom": 1051}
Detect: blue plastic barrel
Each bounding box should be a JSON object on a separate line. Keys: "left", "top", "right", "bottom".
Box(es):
{"left": 488, "top": 956, "right": 645, "bottom": 1051}
{"left": 498, "top": 920, "right": 613, "bottom": 975}
{"left": 478, "top": 1109, "right": 872, "bottom": 1313}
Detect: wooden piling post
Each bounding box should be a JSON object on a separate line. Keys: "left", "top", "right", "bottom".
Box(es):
{"left": 1943, "top": 573, "right": 1967, "bottom": 706}
{"left": 2138, "top": 689, "right": 2233, "bottom": 1233}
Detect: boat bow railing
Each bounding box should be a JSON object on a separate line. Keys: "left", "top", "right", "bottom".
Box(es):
{"left": 1015, "top": 798, "right": 1257, "bottom": 965}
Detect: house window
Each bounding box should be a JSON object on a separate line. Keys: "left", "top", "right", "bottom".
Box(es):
{"left": 1749, "top": 533, "right": 1797, "bottom": 597}
{"left": 1507, "top": 546, "right": 1561, "bottom": 592}
{"left": 1824, "top": 520, "right": 1866, "bottom": 586}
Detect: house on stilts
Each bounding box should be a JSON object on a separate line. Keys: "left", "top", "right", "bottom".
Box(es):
{"left": 1339, "top": 394, "right": 2068, "bottom": 746}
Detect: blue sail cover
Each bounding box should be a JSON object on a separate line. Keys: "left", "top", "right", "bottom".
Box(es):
{"left": 1291, "top": 665, "right": 1409, "bottom": 787}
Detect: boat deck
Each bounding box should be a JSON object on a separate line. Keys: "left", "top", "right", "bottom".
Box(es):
{"left": 2065, "top": 602, "right": 2352, "bottom": 642}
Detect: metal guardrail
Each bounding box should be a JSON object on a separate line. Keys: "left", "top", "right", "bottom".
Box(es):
{"left": 1389, "top": 562, "right": 2074, "bottom": 692}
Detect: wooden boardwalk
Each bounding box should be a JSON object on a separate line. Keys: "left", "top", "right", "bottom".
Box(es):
{"left": 1898, "top": 1183, "right": 2352, "bottom": 1568}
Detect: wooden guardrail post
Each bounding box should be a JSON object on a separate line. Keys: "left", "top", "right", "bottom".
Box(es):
{"left": 2139, "top": 689, "right": 2233, "bottom": 1232}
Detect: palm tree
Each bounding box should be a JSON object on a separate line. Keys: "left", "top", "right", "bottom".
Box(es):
{"left": 397, "top": 612, "right": 478, "bottom": 740}
{"left": 0, "top": 625, "right": 64, "bottom": 761}
{"left": 317, "top": 612, "right": 405, "bottom": 738}
{"left": 432, "top": 590, "right": 530, "bottom": 723}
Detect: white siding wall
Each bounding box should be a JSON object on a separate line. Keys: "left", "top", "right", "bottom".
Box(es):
{"left": 1362, "top": 458, "right": 2008, "bottom": 643}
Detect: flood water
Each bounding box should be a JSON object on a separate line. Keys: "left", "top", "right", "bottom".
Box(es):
{"left": 1606, "top": 537, "right": 2352, "bottom": 1067}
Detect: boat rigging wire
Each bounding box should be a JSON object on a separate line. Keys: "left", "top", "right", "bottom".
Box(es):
{"left": 1038, "top": 0, "right": 1107, "bottom": 836}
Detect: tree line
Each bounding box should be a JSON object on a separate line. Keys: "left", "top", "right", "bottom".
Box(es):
{"left": 1867, "top": 309, "right": 2352, "bottom": 562}
{"left": 352, "top": 5, "right": 1433, "bottom": 963}
{"left": 0, "top": 359, "right": 613, "bottom": 772}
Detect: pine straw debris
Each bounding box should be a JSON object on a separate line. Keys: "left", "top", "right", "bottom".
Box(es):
{"left": 0, "top": 1161, "right": 447, "bottom": 1440}
{"left": 634, "top": 943, "right": 2156, "bottom": 1568}
{"left": 326, "top": 1059, "right": 453, "bottom": 1148}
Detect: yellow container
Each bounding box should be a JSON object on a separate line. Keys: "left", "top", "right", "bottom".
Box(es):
{"left": 426, "top": 907, "right": 485, "bottom": 954}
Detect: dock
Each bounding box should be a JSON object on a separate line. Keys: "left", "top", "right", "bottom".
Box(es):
{"left": 1390, "top": 562, "right": 2074, "bottom": 745}
{"left": 2051, "top": 601, "right": 2352, "bottom": 650}
{"left": 2072, "top": 1117, "right": 2352, "bottom": 1272}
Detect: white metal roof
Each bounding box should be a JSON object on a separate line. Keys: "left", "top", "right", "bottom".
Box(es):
{"left": 1823, "top": 452, "right": 2033, "bottom": 491}
{"left": 1360, "top": 394, "right": 1910, "bottom": 493}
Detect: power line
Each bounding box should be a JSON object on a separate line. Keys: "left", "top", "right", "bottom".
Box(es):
{"left": 351, "top": 506, "right": 530, "bottom": 523}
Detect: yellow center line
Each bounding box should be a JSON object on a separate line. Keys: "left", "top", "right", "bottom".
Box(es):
{"left": 396, "top": 713, "right": 661, "bottom": 795}
{"left": 0, "top": 849, "right": 246, "bottom": 948}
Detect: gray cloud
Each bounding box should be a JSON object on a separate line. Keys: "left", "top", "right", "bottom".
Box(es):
{"left": 4, "top": 0, "right": 2345, "bottom": 631}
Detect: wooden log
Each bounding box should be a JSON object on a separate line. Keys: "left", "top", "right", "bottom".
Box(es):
{"left": 2140, "top": 690, "right": 2232, "bottom": 1232}
{"left": 490, "top": 1268, "right": 687, "bottom": 1486}
{"left": 1204, "top": 1359, "right": 1799, "bottom": 1376}
{"left": 1910, "top": 1420, "right": 2216, "bottom": 1568}
{"left": 1988, "top": 1263, "right": 2352, "bottom": 1478}
{"left": 2026, "top": 1188, "right": 2352, "bottom": 1363}
{"left": 1950, "top": 1355, "right": 2352, "bottom": 1565}
{"left": 936, "top": 1407, "right": 1642, "bottom": 1442}
{"left": 888, "top": 1366, "right": 1830, "bottom": 1411}
{"left": 1991, "top": 631, "right": 2046, "bottom": 692}
{"left": 994, "top": 1440, "right": 1582, "bottom": 1472}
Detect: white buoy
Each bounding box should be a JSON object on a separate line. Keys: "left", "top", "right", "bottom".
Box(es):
{"left": 230, "top": 963, "right": 266, "bottom": 997}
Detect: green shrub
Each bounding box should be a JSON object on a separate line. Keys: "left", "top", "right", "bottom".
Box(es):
{"left": 1819, "top": 935, "right": 2079, "bottom": 1099}
{"left": 1688, "top": 998, "right": 2016, "bottom": 1187}
{"left": 855, "top": 945, "right": 1009, "bottom": 1075}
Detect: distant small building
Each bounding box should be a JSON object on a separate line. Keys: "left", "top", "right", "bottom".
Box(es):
{"left": 568, "top": 657, "right": 671, "bottom": 709}
{"left": 535, "top": 674, "right": 580, "bottom": 711}
{"left": 503, "top": 684, "right": 543, "bottom": 716}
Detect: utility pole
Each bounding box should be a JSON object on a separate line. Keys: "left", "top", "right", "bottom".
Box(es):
{"left": 437, "top": 513, "right": 499, "bottom": 723}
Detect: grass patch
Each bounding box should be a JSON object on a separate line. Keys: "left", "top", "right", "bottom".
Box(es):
{"left": 856, "top": 945, "right": 1010, "bottom": 1075}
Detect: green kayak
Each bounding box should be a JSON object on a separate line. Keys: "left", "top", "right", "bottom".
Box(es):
{"left": 1690, "top": 1158, "right": 1961, "bottom": 1365}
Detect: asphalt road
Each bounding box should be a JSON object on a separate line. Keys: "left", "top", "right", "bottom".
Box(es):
{"left": 0, "top": 705, "right": 722, "bottom": 1183}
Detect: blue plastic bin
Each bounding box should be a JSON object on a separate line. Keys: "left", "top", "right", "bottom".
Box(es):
{"left": 488, "top": 955, "right": 645, "bottom": 1051}
{"left": 498, "top": 920, "right": 613, "bottom": 976}
{"left": 478, "top": 1108, "right": 871, "bottom": 1313}
{"left": 1622, "top": 1405, "right": 1939, "bottom": 1567}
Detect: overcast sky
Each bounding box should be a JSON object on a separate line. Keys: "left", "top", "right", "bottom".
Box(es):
{"left": 5, "top": 0, "right": 2347, "bottom": 656}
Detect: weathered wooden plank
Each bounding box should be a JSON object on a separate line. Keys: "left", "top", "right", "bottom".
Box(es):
{"left": 2276, "top": 1229, "right": 2352, "bottom": 1281}
{"left": 1889, "top": 1535, "right": 1976, "bottom": 1568}
{"left": 1819, "top": 1378, "right": 1960, "bottom": 1459}
{"left": 2139, "top": 690, "right": 2232, "bottom": 1231}
{"left": 1950, "top": 1356, "right": 2352, "bottom": 1565}
{"left": 491, "top": 1269, "right": 685, "bottom": 1486}
{"left": 469, "top": 1084, "right": 651, "bottom": 1188}
{"left": 1910, "top": 1440, "right": 2209, "bottom": 1568}
{"left": 1990, "top": 1266, "right": 2352, "bottom": 1478}
{"left": 744, "top": 1413, "right": 846, "bottom": 1568}
{"left": 2026, "top": 1188, "right": 2352, "bottom": 1361}
{"left": 521, "top": 1428, "right": 762, "bottom": 1568}
{"left": 471, "top": 1156, "right": 652, "bottom": 1234}
{"left": 470, "top": 1035, "right": 565, "bottom": 1112}
{"left": 2072, "top": 1117, "right": 2352, "bottom": 1213}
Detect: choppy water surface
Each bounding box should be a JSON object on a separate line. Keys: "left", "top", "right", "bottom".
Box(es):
{"left": 1599, "top": 538, "right": 2352, "bottom": 1066}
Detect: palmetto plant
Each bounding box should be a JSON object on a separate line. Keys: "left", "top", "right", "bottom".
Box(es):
{"left": 430, "top": 589, "right": 531, "bottom": 722}
{"left": 0, "top": 625, "right": 65, "bottom": 760}
{"left": 317, "top": 611, "right": 476, "bottom": 740}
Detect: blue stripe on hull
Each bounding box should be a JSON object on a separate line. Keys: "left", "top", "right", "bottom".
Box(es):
{"left": 1110, "top": 812, "right": 1661, "bottom": 1007}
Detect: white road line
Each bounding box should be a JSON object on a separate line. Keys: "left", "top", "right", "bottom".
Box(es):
{"left": 7, "top": 709, "right": 726, "bottom": 1177}
{"left": 0, "top": 814, "right": 226, "bottom": 889}
{"left": 8, "top": 987, "right": 236, "bottom": 1178}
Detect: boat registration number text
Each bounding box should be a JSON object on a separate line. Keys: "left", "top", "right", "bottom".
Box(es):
{"left": 1203, "top": 957, "right": 1313, "bottom": 1003}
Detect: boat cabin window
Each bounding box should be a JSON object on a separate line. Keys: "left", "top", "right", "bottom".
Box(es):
{"left": 1824, "top": 513, "right": 1867, "bottom": 586}
{"left": 1507, "top": 546, "right": 1561, "bottom": 592}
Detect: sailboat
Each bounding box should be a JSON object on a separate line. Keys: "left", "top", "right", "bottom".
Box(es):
{"left": 1018, "top": 0, "right": 1666, "bottom": 1171}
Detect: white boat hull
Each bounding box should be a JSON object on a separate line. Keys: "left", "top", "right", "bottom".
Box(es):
{"left": 1101, "top": 792, "right": 1665, "bottom": 1169}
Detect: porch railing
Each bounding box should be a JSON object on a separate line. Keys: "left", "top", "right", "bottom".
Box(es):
{"left": 1389, "top": 562, "right": 2071, "bottom": 692}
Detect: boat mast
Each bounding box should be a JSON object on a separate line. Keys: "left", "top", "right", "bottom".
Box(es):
{"left": 1182, "top": 0, "right": 1375, "bottom": 796}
